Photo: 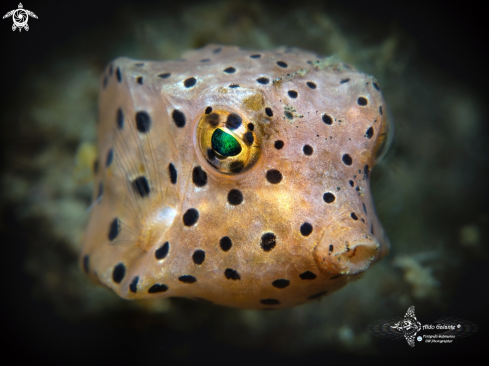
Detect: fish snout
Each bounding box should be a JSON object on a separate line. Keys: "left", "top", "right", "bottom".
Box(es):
{"left": 313, "top": 227, "right": 381, "bottom": 277}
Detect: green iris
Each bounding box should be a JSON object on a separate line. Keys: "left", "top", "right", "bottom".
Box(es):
{"left": 211, "top": 129, "right": 242, "bottom": 156}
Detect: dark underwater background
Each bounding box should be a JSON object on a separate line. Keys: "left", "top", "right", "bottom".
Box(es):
{"left": 1, "top": 0, "right": 488, "bottom": 363}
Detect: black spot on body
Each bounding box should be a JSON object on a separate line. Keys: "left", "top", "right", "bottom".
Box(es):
{"left": 300, "top": 222, "right": 313, "bottom": 236}
{"left": 155, "top": 242, "right": 169, "bottom": 260}
{"left": 373, "top": 82, "right": 380, "bottom": 91}
{"left": 192, "top": 166, "right": 208, "bottom": 187}
{"left": 247, "top": 123, "right": 254, "bottom": 131}
{"left": 224, "top": 67, "right": 236, "bottom": 73}
{"left": 363, "top": 203, "right": 367, "bottom": 214}
{"left": 274, "top": 140, "right": 284, "bottom": 149}
{"left": 257, "top": 77, "right": 269, "bottom": 85}
{"left": 261, "top": 232, "right": 277, "bottom": 252}
{"left": 227, "top": 189, "right": 243, "bottom": 205}
{"left": 205, "top": 106, "right": 212, "bottom": 114}
{"left": 172, "top": 109, "right": 186, "bottom": 128}
{"left": 244, "top": 132, "right": 254, "bottom": 145}
{"left": 357, "top": 97, "right": 368, "bottom": 106}
{"left": 306, "top": 81, "right": 317, "bottom": 89}
{"left": 265, "top": 107, "right": 273, "bottom": 117}
{"left": 179, "top": 275, "right": 197, "bottom": 284}
{"left": 213, "top": 47, "right": 222, "bottom": 54}
{"left": 183, "top": 208, "right": 199, "bottom": 226}
{"left": 129, "top": 276, "right": 139, "bottom": 293}
{"left": 136, "top": 76, "right": 143, "bottom": 85}
{"left": 322, "top": 114, "right": 333, "bottom": 125}
{"left": 272, "top": 279, "right": 290, "bottom": 289}
{"left": 116, "top": 67, "right": 122, "bottom": 82}
{"left": 83, "top": 255, "right": 89, "bottom": 274}
{"left": 158, "top": 73, "right": 171, "bottom": 79}
{"left": 340, "top": 78, "right": 350, "bottom": 84}
{"left": 184, "top": 77, "right": 197, "bottom": 88}
{"left": 169, "top": 163, "right": 177, "bottom": 184}
{"left": 276, "top": 61, "right": 288, "bottom": 68}
{"left": 308, "top": 291, "right": 327, "bottom": 300}
{"left": 342, "top": 154, "right": 353, "bottom": 166}
{"left": 108, "top": 218, "right": 119, "bottom": 241}
{"left": 349, "top": 180, "right": 354, "bottom": 187}
{"left": 106, "top": 149, "right": 113, "bottom": 167}
{"left": 303, "top": 145, "right": 313, "bottom": 155}
{"left": 379, "top": 106, "right": 383, "bottom": 115}
{"left": 366, "top": 127, "right": 374, "bottom": 139}
{"left": 148, "top": 284, "right": 168, "bottom": 293}
{"left": 364, "top": 164, "right": 369, "bottom": 178}
{"left": 131, "top": 176, "right": 150, "bottom": 197}
{"left": 266, "top": 169, "right": 282, "bottom": 184}
{"left": 224, "top": 268, "right": 240, "bottom": 280}
{"left": 136, "top": 111, "right": 152, "bottom": 133}
{"left": 323, "top": 192, "right": 335, "bottom": 203}
{"left": 371, "top": 224, "right": 374, "bottom": 235}
{"left": 226, "top": 113, "right": 242, "bottom": 129}
{"left": 220, "top": 237, "right": 233, "bottom": 251}
{"left": 229, "top": 84, "right": 239, "bottom": 88}
{"left": 299, "top": 271, "right": 317, "bottom": 280}
{"left": 192, "top": 250, "right": 205, "bottom": 265}
{"left": 288, "top": 90, "right": 298, "bottom": 98}
{"left": 260, "top": 299, "right": 280, "bottom": 305}
{"left": 351, "top": 212, "right": 358, "bottom": 220}
{"left": 329, "top": 244, "right": 334, "bottom": 253}
{"left": 116, "top": 108, "right": 124, "bottom": 129}
{"left": 250, "top": 54, "right": 261, "bottom": 59}
{"left": 112, "top": 263, "right": 126, "bottom": 283}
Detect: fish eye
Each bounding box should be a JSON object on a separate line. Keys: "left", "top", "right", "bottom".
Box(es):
{"left": 373, "top": 104, "right": 394, "bottom": 163}
{"left": 196, "top": 108, "right": 260, "bottom": 174}
{"left": 211, "top": 129, "right": 242, "bottom": 156}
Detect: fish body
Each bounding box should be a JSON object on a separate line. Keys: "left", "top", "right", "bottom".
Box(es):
{"left": 81, "top": 45, "right": 391, "bottom": 309}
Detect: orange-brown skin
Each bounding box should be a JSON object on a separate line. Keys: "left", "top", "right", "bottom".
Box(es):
{"left": 81, "top": 45, "right": 391, "bottom": 309}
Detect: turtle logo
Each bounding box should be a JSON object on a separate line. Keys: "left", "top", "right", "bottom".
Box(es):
{"left": 3, "top": 3, "right": 37, "bottom": 32}
{"left": 388, "top": 306, "right": 422, "bottom": 347}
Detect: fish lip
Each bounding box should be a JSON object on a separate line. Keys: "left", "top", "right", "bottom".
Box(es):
{"left": 313, "top": 228, "right": 381, "bottom": 276}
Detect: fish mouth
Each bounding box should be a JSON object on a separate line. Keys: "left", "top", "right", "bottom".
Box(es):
{"left": 313, "top": 228, "right": 381, "bottom": 277}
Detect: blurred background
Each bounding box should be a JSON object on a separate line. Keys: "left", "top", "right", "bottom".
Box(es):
{"left": 1, "top": 0, "right": 487, "bottom": 363}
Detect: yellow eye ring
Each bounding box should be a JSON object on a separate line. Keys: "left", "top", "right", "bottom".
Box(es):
{"left": 196, "top": 108, "right": 260, "bottom": 174}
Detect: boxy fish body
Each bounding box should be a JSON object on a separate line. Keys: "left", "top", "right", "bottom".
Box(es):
{"left": 81, "top": 45, "right": 391, "bottom": 309}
